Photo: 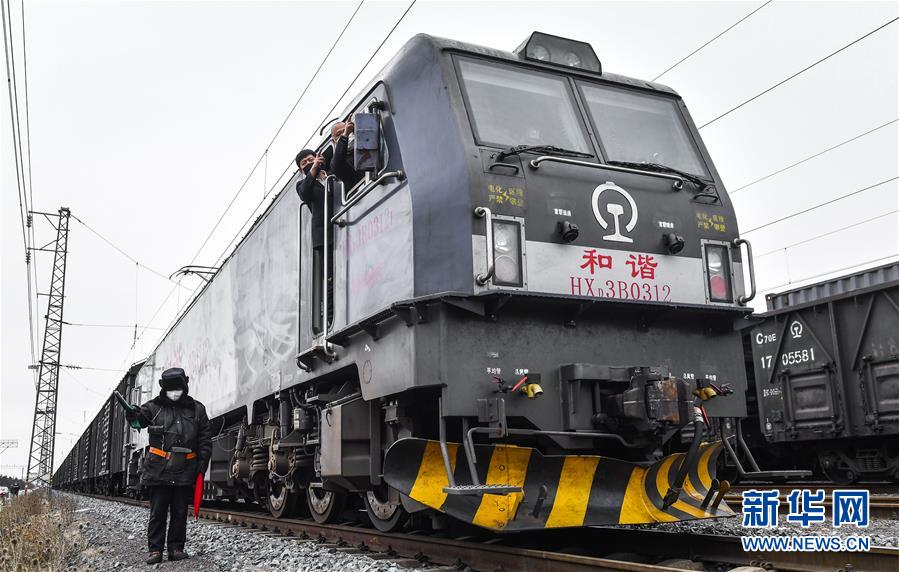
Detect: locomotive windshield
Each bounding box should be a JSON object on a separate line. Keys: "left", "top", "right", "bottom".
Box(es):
{"left": 578, "top": 82, "right": 709, "bottom": 177}
{"left": 457, "top": 58, "right": 590, "bottom": 152}
{"left": 457, "top": 57, "right": 709, "bottom": 178}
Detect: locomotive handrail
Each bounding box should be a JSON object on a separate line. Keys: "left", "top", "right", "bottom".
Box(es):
{"left": 733, "top": 237, "right": 756, "bottom": 305}
{"left": 474, "top": 207, "right": 495, "bottom": 285}
{"left": 528, "top": 155, "right": 685, "bottom": 190}
{"left": 330, "top": 170, "right": 406, "bottom": 224}
{"left": 321, "top": 176, "right": 337, "bottom": 358}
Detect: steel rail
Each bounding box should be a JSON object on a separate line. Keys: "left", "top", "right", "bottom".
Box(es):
{"left": 72, "top": 493, "right": 681, "bottom": 572}
{"left": 71, "top": 493, "right": 899, "bottom": 571}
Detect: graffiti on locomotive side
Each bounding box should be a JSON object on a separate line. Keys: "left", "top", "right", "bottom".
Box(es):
{"left": 570, "top": 248, "right": 671, "bottom": 301}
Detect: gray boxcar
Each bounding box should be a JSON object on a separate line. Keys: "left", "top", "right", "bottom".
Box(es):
{"left": 749, "top": 262, "right": 899, "bottom": 482}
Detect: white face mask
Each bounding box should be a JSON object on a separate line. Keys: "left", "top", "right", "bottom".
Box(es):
{"left": 166, "top": 389, "right": 183, "bottom": 401}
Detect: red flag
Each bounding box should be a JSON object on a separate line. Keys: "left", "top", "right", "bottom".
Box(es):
{"left": 193, "top": 472, "right": 204, "bottom": 519}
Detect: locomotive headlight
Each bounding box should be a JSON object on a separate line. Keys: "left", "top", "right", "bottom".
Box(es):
{"left": 529, "top": 44, "right": 551, "bottom": 61}
{"left": 704, "top": 244, "right": 733, "bottom": 303}
{"left": 515, "top": 32, "right": 602, "bottom": 73}
{"left": 492, "top": 221, "right": 522, "bottom": 286}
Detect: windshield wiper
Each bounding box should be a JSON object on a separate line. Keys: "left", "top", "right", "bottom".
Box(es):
{"left": 498, "top": 144, "right": 594, "bottom": 161}
{"left": 605, "top": 160, "right": 712, "bottom": 192}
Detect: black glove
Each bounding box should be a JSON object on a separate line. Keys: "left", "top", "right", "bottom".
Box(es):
{"left": 125, "top": 408, "right": 143, "bottom": 429}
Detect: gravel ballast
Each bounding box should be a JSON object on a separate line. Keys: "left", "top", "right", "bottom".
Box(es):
{"left": 68, "top": 494, "right": 423, "bottom": 571}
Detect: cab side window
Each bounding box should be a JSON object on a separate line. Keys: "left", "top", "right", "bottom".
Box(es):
{"left": 340, "top": 102, "right": 391, "bottom": 203}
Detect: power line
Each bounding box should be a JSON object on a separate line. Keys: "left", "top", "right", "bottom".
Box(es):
{"left": 652, "top": 1, "right": 772, "bottom": 81}
{"left": 186, "top": 0, "right": 366, "bottom": 270}
{"left": 2, "top": 0, "right": 37, "bottom": 374}
{"left": 700, "top": 17, "right": 899, "bottom": 129}
{"left": 302, "top": 0, "right": 417, "bottom": 153}
{"left": 754, "top": 209, "right": 899, "bottom": 258}
{"left": 742, "top": 176, "right": 898, "bottom": 234}
{"left": 60, "top": 364, "right": 126, "bottom": 373}
{"left": 759, "top": 254, "right": 899, "bottom": 294}
{"left": 130, "top": 0, "right": 418, "bottom": 366}
{"left": 731, "top": 119, "right": 898, "bottom": 194}
{"left": 60, "top": 368, "right": 105, "bottom": 397}
{"left": 203, "top": 0, "right": 418, "bottom": 291}
{"left": 63, "top": 321, "right": 165, "bottom": 331}
{"left": 70, "top": 214, "right": 193, "bottom": 291}
{"left": 19, "top": 0, "right": 41, "bottom": 368}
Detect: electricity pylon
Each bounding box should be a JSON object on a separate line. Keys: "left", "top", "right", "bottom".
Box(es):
{"left": 26, "top": 207, "right": 71, "bottom": 489}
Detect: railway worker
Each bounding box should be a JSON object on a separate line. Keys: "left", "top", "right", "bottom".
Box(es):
{"left": 296, "top": 145, "right": 336, "bottom": 334}
{"left": 330, "top": 120, "right": 363, "bottom": 190}
{"left": 125, "top": 367, "right": 212, "bottom": 565}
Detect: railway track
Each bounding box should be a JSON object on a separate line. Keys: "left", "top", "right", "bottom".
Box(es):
{"left": 74, "top": 493, "right": 899, "bottom": 571}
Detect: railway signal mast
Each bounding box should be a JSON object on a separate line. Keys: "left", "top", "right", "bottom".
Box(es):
{"left": 26, "top": 208, "right": 72, "bottom": 489}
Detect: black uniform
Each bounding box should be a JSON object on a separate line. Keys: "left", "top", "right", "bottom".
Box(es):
{"left": 331, "top": 135, "right": 363, "bottom": 190}
{"left": 128, "top": 368, "right": 211, "bottom": 561}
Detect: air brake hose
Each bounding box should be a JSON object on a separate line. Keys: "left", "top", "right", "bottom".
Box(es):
{"left": 662, "top": 418, "right": 704, "bottom": 510}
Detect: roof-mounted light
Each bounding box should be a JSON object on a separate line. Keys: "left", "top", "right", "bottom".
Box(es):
{"left": 514, "top": 32, "right": 601, "bottom": 74}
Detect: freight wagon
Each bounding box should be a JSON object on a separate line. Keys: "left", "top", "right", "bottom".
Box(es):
{"left": 748, "top": 262, "right": 899, "bottom": 483}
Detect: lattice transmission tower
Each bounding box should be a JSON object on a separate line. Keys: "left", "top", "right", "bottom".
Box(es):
{"left": 26, "top": 207, "right": 72, "bottom": 489}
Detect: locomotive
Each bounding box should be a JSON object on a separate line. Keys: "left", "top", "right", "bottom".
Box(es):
{"left": 54, "top": 32, "right": 758, "bottom": 531}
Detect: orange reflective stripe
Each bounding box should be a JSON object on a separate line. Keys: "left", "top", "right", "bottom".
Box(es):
{"left": 149, "top": 447, "right": 196, "bottom": 460}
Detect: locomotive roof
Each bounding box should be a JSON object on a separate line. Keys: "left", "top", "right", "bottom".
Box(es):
{"left": 414, "top": 33, "right": 681, "bottom": 98}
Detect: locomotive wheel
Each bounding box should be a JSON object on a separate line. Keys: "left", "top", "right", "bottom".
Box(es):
{"left": 307, "top": 485, "right": 346, "bottom": 524}
{"left": 363, "top": 488, "right": 409, "bottom": 532}
{"left": 819, "top": 454, "right": 858, "bottom": 485}
{"left": 267, "top": 480, "right": 299, "bottom": 518}
{"left": 822, "top": 465, "right": 858, "bottom": 486}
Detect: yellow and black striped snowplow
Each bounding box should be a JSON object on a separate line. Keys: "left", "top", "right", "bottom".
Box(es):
{"left": 383, "top": 438, "right": 733, "bottom": 531}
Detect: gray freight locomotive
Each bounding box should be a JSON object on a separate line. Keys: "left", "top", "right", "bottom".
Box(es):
{"left": 56, "top": 32, "right": 762, "bottom": 531}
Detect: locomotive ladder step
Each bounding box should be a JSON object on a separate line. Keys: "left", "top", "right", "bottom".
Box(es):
{"left": 443, "top": 484, "right": 522, "bottom": 496}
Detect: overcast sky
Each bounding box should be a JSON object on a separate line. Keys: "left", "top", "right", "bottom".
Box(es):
{"left": 2, "top": 0, "right": 897, "bottom": 476}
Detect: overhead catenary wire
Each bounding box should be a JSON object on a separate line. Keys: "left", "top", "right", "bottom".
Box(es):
{"left": 730, "top": 119, "right": 898, "bottom": 194}
{"left": 130, "top": 0, "right": 419, "bottom": 364}
{"left": 652, "top": 0, "right": 772, "bottom": 81}
{"left": 699, "top": 16, "right": 899, "bottom": 129}
{"left": 112, "top": 0, "right": 389, "bottom": 373}
{"left": 185, "top": 0, "right": 366, "bottom": 270}
{"left": 754, "top": 209, "right": 899, "bottom": 258}
{"left": 2, "top": 0, "right": 37, "bottom": 377}
{"left": 62, "top": 321, "right": 165, "bottom": 331}
{"left": 70, "top": 214, "right": 193, "bottom": 291}
{"left": 210, "top": 0, "right": 418, "bottom": 276}
{"left": 742, "top": 176, "right": 898, "bottom": 234}
{"left": 19, "top": 0, "right": 41, "bottom": 366}
{"left": 759, "top": 254, "right": 899, "bottom": 294}
{"left": 60, "top": 364, "right": 127, "bottom": 373}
